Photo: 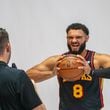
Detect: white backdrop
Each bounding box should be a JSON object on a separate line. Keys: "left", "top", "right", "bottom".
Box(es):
{"left": 0, "top": 0, "right": 110, "bottom": 110}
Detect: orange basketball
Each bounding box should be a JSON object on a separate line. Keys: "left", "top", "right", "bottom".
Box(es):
{"left": 58, "top": 56, "right": 84, "bottom": 81}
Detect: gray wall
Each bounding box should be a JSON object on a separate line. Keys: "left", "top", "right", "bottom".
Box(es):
{"left": 0, "top": 0, "right": 110, "bottom": 110}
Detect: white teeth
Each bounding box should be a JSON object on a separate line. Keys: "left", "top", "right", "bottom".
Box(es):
{"left": 72, "top": 44, "right": 79, "bottom": 46}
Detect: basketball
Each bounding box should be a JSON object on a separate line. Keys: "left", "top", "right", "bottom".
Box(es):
{"left": 57, "top": 55, "right": 84, "bottom": 81}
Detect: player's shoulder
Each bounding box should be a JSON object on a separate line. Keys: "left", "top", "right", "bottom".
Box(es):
{"left": 94, "top": 52, "right": 110, "bottom": 66}
{"left": 48, "top": 54, "right": 62, "bottom": 59}
{"left": 39, "top": 54, "right": 64, "bottom": 67}
{"left": 94, "top": 52, "right": 110, "bottom": 59}
{"left": 44, "top": 54, "right": 63, "bottom": 62}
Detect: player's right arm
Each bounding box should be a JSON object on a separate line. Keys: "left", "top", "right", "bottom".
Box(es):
{"left": 27, "top": 55, "right": 63, "bottom": 82}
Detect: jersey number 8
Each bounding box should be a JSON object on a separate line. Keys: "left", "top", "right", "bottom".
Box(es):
{"left": 73, "top": 84, "right": 83, "bottom": 98}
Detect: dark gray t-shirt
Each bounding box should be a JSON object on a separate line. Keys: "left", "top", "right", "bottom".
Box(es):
{"left": 0, "top": 61, "right": 42, "bottom": 110}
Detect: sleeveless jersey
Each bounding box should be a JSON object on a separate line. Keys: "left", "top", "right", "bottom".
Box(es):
{"left": 58, "top": 50, "right": 104, "bottom": 110}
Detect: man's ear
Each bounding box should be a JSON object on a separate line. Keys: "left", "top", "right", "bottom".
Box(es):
{"left": 6, "top": 43, "right": 11, "bottom": 53}
{"left": 86, "top": 36, "right": 89, "bottom": 42}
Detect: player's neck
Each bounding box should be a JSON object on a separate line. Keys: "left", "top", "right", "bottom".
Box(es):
{"left": 80, "top": 49, "right": 87, "bottom": 58}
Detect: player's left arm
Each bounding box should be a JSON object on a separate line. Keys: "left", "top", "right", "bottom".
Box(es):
{"left": 92, "top": 53, "right": 110, "bottom": 78}
{"left": 97, "top": 53, "right": 110, "bottom": 68}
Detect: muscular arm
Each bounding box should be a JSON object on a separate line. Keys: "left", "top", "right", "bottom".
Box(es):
{"left": 92, "top": 53, "right": 110, "bottom": 78}
{"left": 27, "top": 55, "right": 63, "bottom": 82}
{"left": 95, "top": 53, "right": 110, "bottom": 68}
{"left": 27, "top": 65, "right": 54, "bottom": 82}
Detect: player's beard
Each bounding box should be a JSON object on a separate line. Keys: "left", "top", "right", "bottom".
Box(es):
{"left": 67, "top": 41, "right": 86, "bottom": 55}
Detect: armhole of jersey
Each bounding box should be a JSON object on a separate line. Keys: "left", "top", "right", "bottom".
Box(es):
{"left": 90, "top": 51, "right": 95, "bottom": 69}
{"left": 85, "top": 50, "right": 95, "bottom": 70}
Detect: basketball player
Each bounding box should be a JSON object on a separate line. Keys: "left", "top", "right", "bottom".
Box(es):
{"left": 0, "top": 28, "right": 46, "bottom": 110}
{"left": 27, "top": 23, "right": 110, "bottom": 110}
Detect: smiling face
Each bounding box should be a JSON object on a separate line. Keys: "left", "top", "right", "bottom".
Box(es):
{"left": 67, "top": 29, "right": 89, "bottom": 54}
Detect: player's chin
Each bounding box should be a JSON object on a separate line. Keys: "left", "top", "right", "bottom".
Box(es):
{"left": 71, "top": 49, "right": 79, "bottom": 54}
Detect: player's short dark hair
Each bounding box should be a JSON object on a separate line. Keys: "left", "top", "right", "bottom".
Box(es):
{"left": 66, "top": 23, "right": 89, "bottom": 35}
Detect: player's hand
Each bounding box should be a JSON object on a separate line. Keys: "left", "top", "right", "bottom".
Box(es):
{"left": 76, "top": 55, "right": 91, "bottom": 74}
{"left": 53, "top": 55, "right": 66, "bottom": 75}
